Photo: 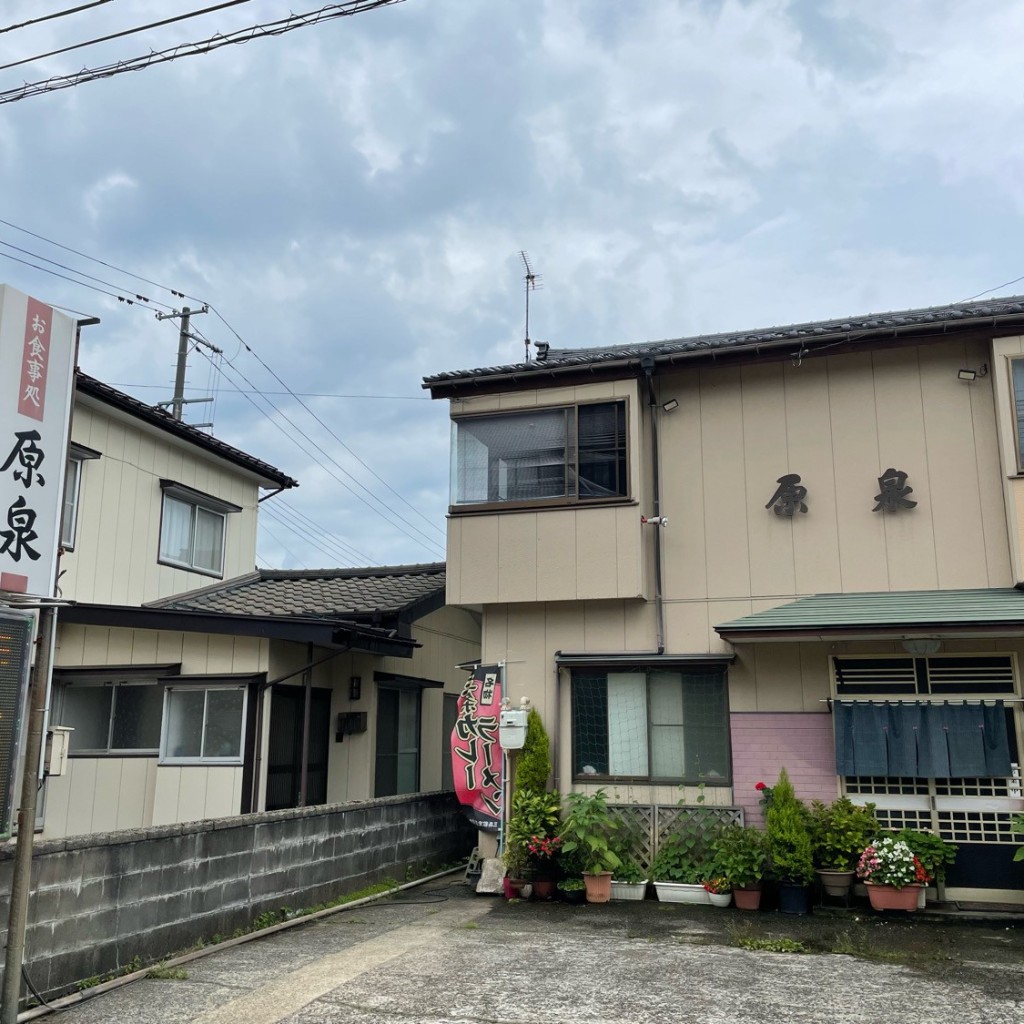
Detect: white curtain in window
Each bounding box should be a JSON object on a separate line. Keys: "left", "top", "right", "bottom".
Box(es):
{"left": 160, "top": 496, "right": 193, "bottom": 564}
{"left": 193, "top": 508, "right": 224, "bottom": 573}
{"left": 61, "top": 458, "right": 81, "bottom": 547}
{"left": 649, "top": 672, "right": 686, "bottom": 779}
{"left": 607, "top": 672, "right": 648, "bottom": 775}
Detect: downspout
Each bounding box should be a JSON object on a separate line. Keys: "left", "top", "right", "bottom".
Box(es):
{"left": 299, "top": 642, "right": 313, "bottom": 806}
{"left": 640, "top": 355, "right": 666, "bottom": 655}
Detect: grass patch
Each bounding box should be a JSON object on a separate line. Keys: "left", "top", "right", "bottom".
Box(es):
{"left": 460, "top": 922, "right": 481, "bottom": 930}
{"left": 735, "top": 937, "right": 808, "bottom": 954}
{"left": 147, "top": 966, "right": 189, "bottom": 981}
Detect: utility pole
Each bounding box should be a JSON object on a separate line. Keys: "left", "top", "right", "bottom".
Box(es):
{"left": 1, "top": 605, "right": 55, "bottom": 1024}
{"left": 155, "top": 305, "right": 220, "bottom": 424}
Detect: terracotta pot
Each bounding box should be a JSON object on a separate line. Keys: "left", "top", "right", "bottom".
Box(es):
{"left": 866, "top": 882, "right": 921, "bottom": 912}
{"left": 583, "top": 871, "right": 613, "bottom": 903}
{"left": 532, "top": 879, "right": 557, "bottom": 900}
{"left": 732, "top": 885, "right": 762, "bottom": 911}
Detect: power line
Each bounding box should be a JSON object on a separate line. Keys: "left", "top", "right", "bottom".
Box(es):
{"left": 961, "top": 275, "right": 1024, "bottom": 303}
{"left": 206, "top": 309, "right": 445, "bottom": 538}
{"left": 105, "top": 383, "right": 429, "bottom": 400}
{"left": 0, "top": 215, "right": 198, "bottom": 302}
{"left": 0, "top": 1, "right": 117, "bottom": 37}
{"left": 189, "top": 339, "right": 445, "bottom": 557}
{"left": 0, "top": 0, "right": 406, "bottom": 105}
{"left": 0, "top": 0, "right": 261, "bottom": 73}
{"left": 262, "top": 502, "right": 376, "bottom": 567}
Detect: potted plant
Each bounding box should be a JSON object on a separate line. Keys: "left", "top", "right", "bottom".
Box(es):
{"left": 525, "top": 834, "right": 562, "bottom": 899}
{"left": 764, "top": 769, "right": 814, "bottom": 915}
{"left": 559, "top": 789, "right": 621, "bottom": 903}
{"left": 505, "top": 788, "right": 561, "bottom": 892}
{"left": 610, "top": 856, "right": 648, "bottom": 901}
{"left": 809, "top": 797, "right": 878, "bottom": 897}
{"left": 710, "top": 824, "right": 767, "bottom": 910}
{"left": 703, "top": 877, "right": 732, "bottom": 908}
{"left": 894, "top": 828, "right": 956, "bottom": 906}
{"left": 651, "top": 809, "right": 714, "bottom": 904}
{"left": 856, "top": 836, "right": 926, "bottom": 912}
{"left": 557, "top": 877, "right": 586, "bottom": 904}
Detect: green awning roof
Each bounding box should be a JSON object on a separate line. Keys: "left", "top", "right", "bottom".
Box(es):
{"left": 715, "top": 588, "right": 1024, "bottom": 642}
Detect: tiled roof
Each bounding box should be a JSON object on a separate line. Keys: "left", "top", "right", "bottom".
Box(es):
{"left": 76, "top": 373, "right": 298, "bottom": 489}
{"left": 423, "top": 294, "right": 1024, "bottom": 391}
{"left": 147, "top": 563, "right": 446, "bottom": 621}
{"left": 715, "top": 588, "right": 1024, "bottom": 638}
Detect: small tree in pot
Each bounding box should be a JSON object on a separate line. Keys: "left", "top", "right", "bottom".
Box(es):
{"left": 809, "top": 797, "right": 878, "bottom": 897}
{"left": 764, "top": 769, "right": 814, "bottom": 914}
{"left": 559, "top": 790, "right": 621, "bottom": 903}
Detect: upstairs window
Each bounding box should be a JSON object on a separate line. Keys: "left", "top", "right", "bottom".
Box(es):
{"left": 158, "top": 481, "right": 241, "bottom": 577}
{"left": 1012, "top": 358, "right": 1024, "bottom": 471}
{"left": 60, "top": 443, "right": 101, "bottom": 550}
{"left": 450, "top": 400, "right": 628, "bottom": 509}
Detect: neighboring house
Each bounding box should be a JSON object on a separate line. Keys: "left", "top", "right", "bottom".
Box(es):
{"left": 41, "top": 374, "right": 479, "bottom": 838}
{"left": 424, "top": 295, "right": 1024, "bottom": 906}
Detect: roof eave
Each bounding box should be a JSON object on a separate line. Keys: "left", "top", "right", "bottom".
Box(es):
{"left": 716, "top": 621, "right": 1024, "bottom": 643}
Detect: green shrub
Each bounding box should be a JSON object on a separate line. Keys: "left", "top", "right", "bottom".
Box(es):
{"left": 560, "top": 790, "right": 621, "bottom": 875}
{"left": 895, "top": 828, "right": 957, "bottom": 881}
{"left": 709, "top": 824, "right": 767, "bottom": 888}
{"left": 764, "top": 769, "right": 814, "bottom": 885}
{"left": 809, "top": 797, "right": 878, "bottom": 870}
{"left": 515, "top": 708, "right": 551, "bottom": 794}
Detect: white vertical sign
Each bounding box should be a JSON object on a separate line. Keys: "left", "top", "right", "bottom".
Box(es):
{"left": 0, "top": 285, "right": 76, "bottom": 599}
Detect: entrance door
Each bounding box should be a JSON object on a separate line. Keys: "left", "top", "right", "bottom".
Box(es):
{"left": 266, "top": 685, "right": 331, "bottom": 810}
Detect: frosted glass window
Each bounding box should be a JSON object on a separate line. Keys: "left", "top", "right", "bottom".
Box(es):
{"left": 375, "top": 686, "right": 421, "bottom": 796}
{"left": 571, "top": 668, "right": 730, "bottom": 783}
{"left": 607, "top": 673, "right": 648, "bottom": 776}
{"left": 162, "top": 687, "right": 245, "bottom": 763}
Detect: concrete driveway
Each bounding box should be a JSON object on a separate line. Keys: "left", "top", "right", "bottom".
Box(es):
{"left": 27, "top": 877, "right": 1024, "bottom": 1024}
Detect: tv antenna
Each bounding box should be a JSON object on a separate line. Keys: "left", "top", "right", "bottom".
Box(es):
{"left": 519, "top": 250, "right": 542, "bottom": 361}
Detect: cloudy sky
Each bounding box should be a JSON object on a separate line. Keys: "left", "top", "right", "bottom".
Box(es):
{"left": 2, "top": 0, "right": 1023, "bottom": 571}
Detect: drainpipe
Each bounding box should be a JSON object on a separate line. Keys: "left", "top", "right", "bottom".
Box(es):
{"left": 299, "top": 642, "right": 313, "bottom": 806}
{"left": 640, "top": 355, "right": 666, "bottom": 655}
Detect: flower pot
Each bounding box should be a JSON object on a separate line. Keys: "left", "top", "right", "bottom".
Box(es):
{"left": 917, "top": 886, "right": 927, "bottom": 910}
{"left": 866, "top": 882, "right": 921, "bottom": 912}
{"left": 532, "top": 879, "right": 557, "bottom": 900}
{"left": 777, "top": 882, "right": 811, "bottom": 916}
{"left": 653, "top": 882, "right": 710, "bottom": 905}
{"left": 558, "top": 884, "right": 586, "bottom": 905}
{"left": 732, "top": 885, "right": 762, "bottom": 911}
{"left": 503, "top": 877, "right": 524, "bottom": 900}
{"left": 816, "top": 869, "right": 855, "bottom": 897}
{"left": 583, "top": 871, "right": 613, "bottom": 903}
{"left": 610, "top": 880, "right": 649, "bottom": 901}
{"left": 707, "top": 892, "right": 732, "bottom": 907}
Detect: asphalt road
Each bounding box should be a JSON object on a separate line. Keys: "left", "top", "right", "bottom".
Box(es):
{"left": 27, "top": 878, "right": 1024, "bottom": 1024}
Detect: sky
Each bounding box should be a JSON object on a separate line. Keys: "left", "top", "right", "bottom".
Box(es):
{"left": 2, "top": 0, "right": 1024, "bottom": 573}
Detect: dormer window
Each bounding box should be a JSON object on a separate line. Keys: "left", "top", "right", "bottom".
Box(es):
{"left": 450, "top": 400, "right": 628, "bottom": 510}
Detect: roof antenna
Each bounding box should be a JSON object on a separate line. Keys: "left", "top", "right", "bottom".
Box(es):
{"left": 519, "top": 250, "right": 542, "bottom": 362}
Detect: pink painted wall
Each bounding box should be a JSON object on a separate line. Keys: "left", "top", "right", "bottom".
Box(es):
{"left": 731, "top": 712, "right": 838, "bottom": 827}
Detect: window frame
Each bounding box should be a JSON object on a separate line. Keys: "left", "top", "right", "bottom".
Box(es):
{"left": 449, "top": 397, "right": 631, "bottom": 513}
{"left": 1010, "top": 356, "right": 1024, "bottom": 473}
{"left": 159, "top": 683, "right": 248, "bottom": 766}
{"left": 60, "top": 443, "right": 101, "bottom": 551}
{"left": 569, "top": 665, "right": 731, "bottom": 786}
{"left": 157, "top": 481, "right": 240, "bottom": 578}
{"left": 56, "top": 678, "right": 164, "bottom": 757}
{"left": 374, "top": 684, "right": 422, "bottom": 797}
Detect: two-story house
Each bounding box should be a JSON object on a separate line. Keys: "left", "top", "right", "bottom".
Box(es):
{"left": 425, "top": 295, "right": 1024, "bottom": 906}
{"left": 40, "top": 374, "right": 479, "bottom": 837}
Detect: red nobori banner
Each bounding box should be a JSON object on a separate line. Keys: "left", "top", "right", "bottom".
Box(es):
{"left": 451, "top": 664, "right": 503, "bottom": 832}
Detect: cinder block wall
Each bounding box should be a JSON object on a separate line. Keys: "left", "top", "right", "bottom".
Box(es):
{"left": 730, "top": 712, "right": 839, "bottom": 826}
{"left": 0, "top": 792, "right": 473, "bottom": 1001}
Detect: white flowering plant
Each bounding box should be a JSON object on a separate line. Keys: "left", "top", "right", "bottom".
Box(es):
{"left": 855, "top": 837, "right": 924, "bottom": 889}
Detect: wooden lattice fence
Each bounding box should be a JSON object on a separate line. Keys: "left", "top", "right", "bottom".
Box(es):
{"left": 608, "top": 804, "right": 744, "bottom": 871}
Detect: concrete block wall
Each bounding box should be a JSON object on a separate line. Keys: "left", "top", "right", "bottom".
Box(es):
{"left": 730, "top": 712, "right": 839, "bottom": 827}
{"left": 0, "top": 791, "right": 473, "bottom": 1001}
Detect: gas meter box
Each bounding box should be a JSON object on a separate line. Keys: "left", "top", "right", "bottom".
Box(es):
{"left": 499, "top": 709, "right": 528, "bottom": 749}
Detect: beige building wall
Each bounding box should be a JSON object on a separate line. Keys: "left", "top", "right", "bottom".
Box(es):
{"left": 61, "top": 398, "right": 264, "bottom": 606}
{"left": 44, "top": 624, "right": 268, "bottom": 838}
{"left": 446, "top": 379, "right": 648, "bottom": 606}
